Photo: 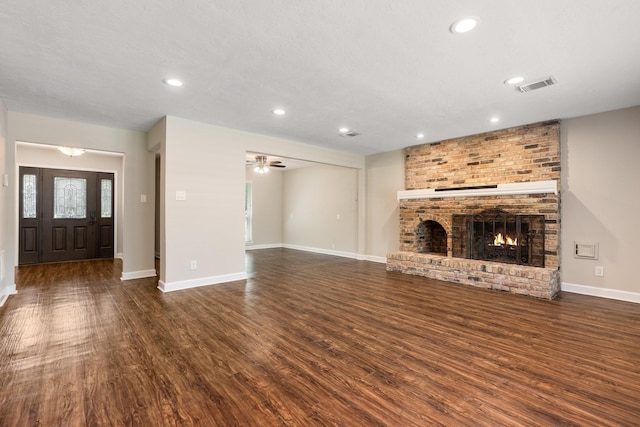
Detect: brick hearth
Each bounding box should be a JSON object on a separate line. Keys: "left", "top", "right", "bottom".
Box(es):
{"left": 387, "top": 121, "right": 561, "bottom": 299}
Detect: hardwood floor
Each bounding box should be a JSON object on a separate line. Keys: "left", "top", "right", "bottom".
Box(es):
{"left": 1, "top": 249, "right": 639, "bottom": 426}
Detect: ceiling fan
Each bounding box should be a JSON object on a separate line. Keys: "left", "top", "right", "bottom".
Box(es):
{"left": 246, "top": 155, "right": 286, "bottom": 174}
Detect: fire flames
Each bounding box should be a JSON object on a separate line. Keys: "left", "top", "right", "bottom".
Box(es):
{"left": 493, "top": 233, "right": 517, "bottom": 246}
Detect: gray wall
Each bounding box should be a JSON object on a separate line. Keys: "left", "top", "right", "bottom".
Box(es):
{"left": 154, "top": 116, "right": 364, "bottom": 291}
{"left": 245, "top": 167, "right": 283, "bottom": 248}
{"left": 365, "top": 150, "right": 404, "bottom": 261}
{"left": 561, "top": 106, "right": 640, "bottom": 296}
{"left": 283, "top": 164, "right": 359, "bottom": 256}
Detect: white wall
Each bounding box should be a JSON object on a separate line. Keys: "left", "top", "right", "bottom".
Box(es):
{"left": 245, "top": 168, "right": 283, "bottom": 248}
{"left": 561, "top": 106, "right": 640, "bottom": 300}
{"left": 0, "top": 98, "right": 13, "bottom": 306}
{"left": 15, "top": 144, "right": 125, "bottom": 257}
{"left": 159, "top": 116, "right": 247, "bottom": 290}
{"left": 365, "top": 149, "right": 404, "bottom": 261}
{"left": 6, "top": 112, "right": 155, "bottom": 288}
{"left": 283, "top": 164, "right": 358, "bottom": 257}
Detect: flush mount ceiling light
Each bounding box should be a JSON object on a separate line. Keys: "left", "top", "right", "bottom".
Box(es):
{"left": 490, "top": 117, "right": 500, "bottom": 123}
{"left": 450, "top": 17, "right": 479, "bottom": 34}
{"left": 338, "top": 127, "right": 350, "bottom": 133}
{"left": 505, "top": 76, "right": 525, "bottom": 85}
{"left": 272, "top": 108, "right": 286, "bottom": 115}
{"left": 416, "top": 133, "right": 425, "bottom": 139}
{"left": 58, "top": 146, "right": 86, "bottom": 157}
{"left": 163, "top": 78, "right": 183, "bottom": 87}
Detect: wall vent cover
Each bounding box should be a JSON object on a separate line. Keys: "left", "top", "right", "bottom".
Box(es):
{"left": 517, "top": 76, "right": 557, "bottom": 92}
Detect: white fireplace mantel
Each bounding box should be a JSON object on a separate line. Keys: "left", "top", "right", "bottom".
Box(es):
{"left": 397, "top": 180, "right": 557, "bottom": 201}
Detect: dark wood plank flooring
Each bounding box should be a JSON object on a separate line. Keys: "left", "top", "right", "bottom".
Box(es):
{"left": 1, "top": 248, "right": 639, "bottom": 426}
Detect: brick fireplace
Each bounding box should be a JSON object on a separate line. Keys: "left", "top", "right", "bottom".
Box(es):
{"left": 386, "top": 121, "right": 561, "bottom": 299}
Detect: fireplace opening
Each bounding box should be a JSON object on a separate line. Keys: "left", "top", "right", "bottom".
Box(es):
{"left": 416, "top": 220, "right": 447, "bottom": 255}
{"left": 452, "top": 209, "right": 545, "bottom": 267}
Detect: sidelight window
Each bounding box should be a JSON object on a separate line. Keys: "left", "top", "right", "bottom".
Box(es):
{"left": 101, "top": 179, "right": 112, "bottom": 218}
{"left": 23, "top": 174, "right": 37, "bottom": 218}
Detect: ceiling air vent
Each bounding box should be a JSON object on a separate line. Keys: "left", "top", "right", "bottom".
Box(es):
{"left": 517, "top": 76, "right": 557, "bottom": 93}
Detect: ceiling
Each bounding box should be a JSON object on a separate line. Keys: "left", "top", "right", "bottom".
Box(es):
{"left": 1, "top": 1, "right": 639, "bottom": 156}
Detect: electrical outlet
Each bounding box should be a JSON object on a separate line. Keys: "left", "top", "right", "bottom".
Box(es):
{"left": 595, "top": 266, "right": 604, "bottom": 277}
{"left": 190, "top": 260, "right": 197, "bottom": 270}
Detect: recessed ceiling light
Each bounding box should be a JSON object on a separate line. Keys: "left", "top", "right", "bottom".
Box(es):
{"left": 164, "top": 78, "right": 183, "bottom": 87}
{"left": 505, "top": 76, "right": 525, "bottom": 85}
{"left": 450, "top": 17, "right": 479, "bottom": 34}
{"left": 273, "top": 108, "right": 286, "bottom": 115}
{"left": 338, "top": 127, "right": 350, "bottom": 133}
{"left": 416, "top": 133, "right": 425, "bottom": 139}
{"left": 490, "top": 117, "right": 500, "bottom": 123}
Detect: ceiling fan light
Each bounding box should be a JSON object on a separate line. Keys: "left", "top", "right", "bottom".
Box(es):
{"left": 254, "top": 164, "right": 269, "bottom": 174}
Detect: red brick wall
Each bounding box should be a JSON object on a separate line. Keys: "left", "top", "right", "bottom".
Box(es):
{"left": 400, "top": 121, "right": 560, "bottom": 268}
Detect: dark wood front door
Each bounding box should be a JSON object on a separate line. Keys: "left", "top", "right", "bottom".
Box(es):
{"left": 19, "top": 167, "right": 115, "bottom": 265}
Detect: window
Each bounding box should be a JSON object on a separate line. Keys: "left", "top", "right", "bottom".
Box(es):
{"left": 23, "top": 174, "right": 37, "bottom": 218}
{"left": 245, "top": 182, "right": 253, "bottom": 242}
{"left": 101, "top": 179, "right": 112, "bottom": 218}
{"left": 53, "top": 177, "right": 87, "bottom": 219}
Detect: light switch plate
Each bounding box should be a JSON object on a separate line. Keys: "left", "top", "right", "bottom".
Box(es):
{"left": 176, "top": 190, "right": 186, "bottom": 201}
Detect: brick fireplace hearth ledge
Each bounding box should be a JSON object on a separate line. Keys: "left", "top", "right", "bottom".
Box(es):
{"left": 386, "top": 252, "right": 560, "bottom": 300}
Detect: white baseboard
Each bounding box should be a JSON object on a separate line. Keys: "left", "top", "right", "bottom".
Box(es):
{"left": 363, "top": 255, "right": 387, "bottom": 263}
{"left": 562, "top": 282, "right": 640, "bottom": 304}
{"left": 121, "top": 269, "right": 157, "bottom": 281}
{"left": 282, "top": 244, "right": 359, "bottom": 260}
{"left": 245, "top": 243, "right": 284, "bottom": 250}
{"left": 158, "top": 272, "right": 247, "bottom": 293}
{"left": 247, "top": 244, "right": 386, "bottom": 263}
{"left": 0, "top": 285, "right": 18, "bottom": 307}
{"left": 116, "top": 252, "right": 124, "bottom": 260}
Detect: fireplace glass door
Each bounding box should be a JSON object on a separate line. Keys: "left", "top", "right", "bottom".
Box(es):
{"left": 452, "top": 209, "right": 545, "bottom": 267}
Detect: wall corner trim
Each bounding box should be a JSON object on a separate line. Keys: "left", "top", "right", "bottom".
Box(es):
{"left": 121, "top": 269, "right": 157, "bottom": 281}
{"left": 561, "top": 282, "right": 640, "bottom": 304}
{"left": 158, "top": 272, "right": 248, "bottom": 293}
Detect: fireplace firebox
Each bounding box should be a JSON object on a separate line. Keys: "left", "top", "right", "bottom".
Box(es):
{"left": 416, "top": 220, "right": 447, "bottom": 255}
{"left": 452, "top": 209, "right": 545, "bottom": 267}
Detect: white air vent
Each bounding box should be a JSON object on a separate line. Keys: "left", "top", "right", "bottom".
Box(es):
{"left": 517, "top": 76, "right": 557, "bottom": 92}
{"left": 574, "top": 241, "right": 598, "bottom": 260}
